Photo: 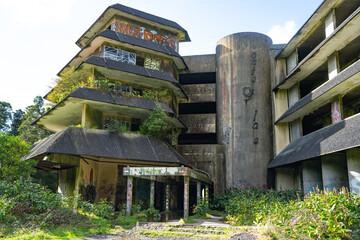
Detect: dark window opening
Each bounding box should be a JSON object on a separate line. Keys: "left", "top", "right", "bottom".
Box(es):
{"left": 299, "top": 61, "right": 328, "bottom": 98}
{"left": 342, "top": 85, "right": 360, "bottom": 119}
{"left": 297, "top": 21, "right": 325, "bottom": 63}
{"left": 302, "top": 103, "right": 331, "bottom": 136}
{"left": 136, "top": 56, "right": 145, "bottom": 67}
{"left": 178, "top": 133, "right": 217, "bottom": 145}
{"left": 179, "top": 72, "right": 216, "bottom": 85}
{"left": 335, "top": 0, "right": 360, "bottom": 28}
{"left": 179, "top": 102, "right": 216, "bottom": 115}
{"left": 338, "top": 35, "right": 360, "bottom": 72}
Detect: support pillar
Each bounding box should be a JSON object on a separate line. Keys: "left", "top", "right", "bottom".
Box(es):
{"left": 184, "top": 176, "right": 189, "bottom": 220}
{"left": 303, "top": 160, "right": 323, "bottom": 194}
{"left": 196, "top": 181, "right": 201, "bottom": 204}
{"left": 165, "top": 183, "right": 170, "bottom": 221}
{"left": 150, "top": 179, "right": 155, "bottom": 208}
{"left": 126, "top": 176, "right": 133, "bottom": 216}
{"left": 205, "top": 185, "right": 209, "bottom": 210}
{"left": 347, "top": 149, "right": 360, "bottom": 194}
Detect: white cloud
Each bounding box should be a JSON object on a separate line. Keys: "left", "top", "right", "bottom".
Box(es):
{"left": 267, "top": 21, "right": 297, "bottom": 44}
{"left": 0, "top": 0, "right": 77, "bottom": 25}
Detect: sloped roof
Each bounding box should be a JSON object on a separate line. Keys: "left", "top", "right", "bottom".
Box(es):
{"left": 25, "top": 127, "right": 191, "bottom": 167}
{"left": 269, "top": 113, "right": 360, "bottom": 168}
{"left": 38, "top": 87, "right": 186, "bottom": 133}
{"left": 76, "top": 3, "right": 190, "bottom": 48}
{"left": 59, "top": 29, "right": 187, "bottom": 76}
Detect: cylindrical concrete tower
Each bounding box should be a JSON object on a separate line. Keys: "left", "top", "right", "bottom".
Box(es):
{"left": 216, "top": 32, "right": 273, "bottom": 188}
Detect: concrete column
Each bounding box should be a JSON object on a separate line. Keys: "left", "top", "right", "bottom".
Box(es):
{"left": 150, "top": 179, "right": 155, "bottom": 208}
{"left": 347, "top": 149, "right": 360, "bottom": 194}
{"left": 165, "top": 183, "right": 170, "bottom": 221}
{"left": 196, "top": 180, "right": 201, "bottom": 204}
{"left": 216, "top": 32, "right": 273, "bottom": 188}
{"left": 303, "top": 160, "right": 323, "bottom": 194}
{"left": 328, "top": 52, "right": 339, "bottom": 80}
{"left": 325, "top": 9, "right": 336, "bottom": 38}
{"left": 322, "top": 154, "right": 348, "bottom": 191}
{"left": 81, "top": 103, "right": 103, "bottom": 129}
{"left": 331, "top": 97, "right": 343, "bottom": 124}
{"left": 205, "top": 185, "right": 209, "bottom": 210}
{"left": 184, "top": 177, "right": 189, "bottom": 220}
{"left": 126, "top": 176, "right": 133, "bottom": 216}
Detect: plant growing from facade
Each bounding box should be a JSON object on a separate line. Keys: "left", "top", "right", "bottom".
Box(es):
{"left": 140, "top": 104, "right": 171, "bottom": 139}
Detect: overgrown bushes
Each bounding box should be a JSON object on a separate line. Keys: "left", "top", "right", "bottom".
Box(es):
{"left": 213, "top": 186, "right": 360, "bottom": 239}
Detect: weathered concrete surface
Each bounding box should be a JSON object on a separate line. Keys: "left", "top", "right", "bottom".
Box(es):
{"left": 182, "top": 84, "right": 216, "bottom": 103}
{"left": 82, "top": 103, "right": 103, "bottom": 129}
{"left": 347, "top": 148, "right": 360, "bottom": 194}
{"left": 183, "top": 54, "right": 215, "bottom": 73}
{"left": 303, "top": 160, "right": 323, "bottom": 194}
{"left": 322, "top": 154, "right": 348, "bottom": 191}
{"left": 180, "top": 114, "right": 215, "bottom": 134}
{"left": 275, "top": 166, "right": 301, "bottom": 190}
{"left": 178, "top": 145, "right": 225, "bottom": 193}
{"left": 216, "top": 32, "right": 273, "bottom": 188}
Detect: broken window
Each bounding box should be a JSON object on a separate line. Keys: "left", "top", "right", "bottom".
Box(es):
{"left": 103, "top": 46, "right": 136, "bottom": 65}
{"left": 144, "top": 57, "right": 160, "bottom": 70}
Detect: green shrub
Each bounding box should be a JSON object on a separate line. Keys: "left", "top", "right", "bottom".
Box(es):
{"left": 192, "top": 200, "right": 208, "bottom": 217}
{"left": 143, "top": 207, "right": 160, "bottom": 221}
{"left": 93, "top": 199, "right": 114, "bottom": 219}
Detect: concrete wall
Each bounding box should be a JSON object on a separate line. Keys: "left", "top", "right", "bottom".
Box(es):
{"left": 275, "top": 166, "right": 301, "bottom": 190}
{"left": 303, "top": 160, "right": 323, "bottom": 194}
{"left": 216, "top": 32, "right": 273, "bottom": 188}
{"left": 322, "top": 154, "right": 348, "bottom": 191}
{"left": 180, "top": 114, "right": 216, "bottom": 134}
{"left": 347, "top": 148, "right": 360, "bottom": 194}
{"left": 182, "top": 83, "right": 215, "bottom": 103}
{"left": 178, "top": 145, "right": 225, "bottom": 193}
{"left": 82, "top": 103, "right": 103, "bottom": 129}
{"left": 183, "top": 54, "right": 215, "bottom": 73}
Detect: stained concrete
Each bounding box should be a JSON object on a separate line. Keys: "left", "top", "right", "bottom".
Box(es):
{"left": 347, "top": 148, "right": 360, "bottom": 194}
{"left": 322, "top": 153, "right": 348, "bottom": 191}
{"left": 182, "top": 83, "right": 216, "bottom": 103}
{"left": 182, "top": 54, "right": 215, "bottom": 73}
{"left": 303, "top": 160, "right": 323, "bottom": 194}
{"left": 216, "top": 32, "right": 273, "bottom": 188}
{"left": 180, "top": 114, "right": 216, "bottom": 134}
{"left": 178, "top": 145, "right": 225, "bottom": 193}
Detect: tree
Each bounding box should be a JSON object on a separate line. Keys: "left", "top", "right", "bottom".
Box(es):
{"left": 0, "top": 132, "right": 34, "bottom": 180}
{"left": 10, "top": 109, "right": 25, "bottom": 136}
{"left": 0, "top": 101, "right": 12, "bottom": 132}
{"left": 18, "top": 96, "right": 52, "bottom": 145}
{"left": 140, "top": 104, "right": 171, "bottom": 139}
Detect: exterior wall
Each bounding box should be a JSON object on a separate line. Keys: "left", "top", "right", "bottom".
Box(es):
{"left": 303, "top": 160, "right": 323, "bottom": 194}
{"left": 180, "top": 114, "right": 215, "bottom": 134}
{"left": 216, "top": 32, "right": 273, "bottom": 188}
{"left": 82, "top": 104, "right": 103, "bottom": 129}
{"left": 322, "top": 154, "right": 348, "bottom": 191}
{"left": 178, "top": 145, "right": 225, "bottom": 194}
{"left": 347, "top": 148, "right": 360, "bottom": 194}
{"left": 183, "top": 55, "right": 215, "bottom": 73}
{"left": 182, "top": 84, "right": 215, "bottom": 103}
{"left": 275, "top": 167, "right": 301, "bottom": 190}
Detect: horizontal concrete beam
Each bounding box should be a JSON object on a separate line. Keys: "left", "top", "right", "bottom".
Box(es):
{"left": 180, "top": 114, "right": 216, "bottom": 133}
{"left": 182, "top": 84, "right": 216, "bottom": 103}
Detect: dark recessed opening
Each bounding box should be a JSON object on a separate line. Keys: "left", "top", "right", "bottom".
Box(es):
{"left": 178, "top": 133, "right": 217, "bottom": 145}
{"left": 302, "top": 103, "right": 331, "bottom": 136}
{"left": 299, "top": 61, "right": 328, "bottom": 98}
{"left": 336, "top": 0, "right": 360, "bottom": 27}
{"left": 297, "top": 21, "right": 325, "bottom": 63}
{"left": 179, "top": 102, "right": 216, "bottom": 114}
{"left": 179, "top": 72, "right": 216, "bottom": 85}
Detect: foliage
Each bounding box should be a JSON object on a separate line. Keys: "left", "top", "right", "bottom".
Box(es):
{"left": 31, "top": 170, "right": 58, "bottom": 193}
{"left": 46, "top": 67, "right": 93, "bottom": 104}
{"left": 77, "top": 198, "right": 114, "bottom": 219}
{"left": 192, "top": 200, "right": 208, "bottom": 217}
{"left": 9, "top": 109, "right": 25, "bottom": 136}
{"left": 18, "top": 96, "right": 52, "bottom": 145}
{"left": 142, "top": 207, "right": 161, "bottom": 221}
{"left": 0, "top": 101, "right": 12, "bottom": 132}
{"left": 222, "top": 187, "right": 300, "bottom": 226}
{"left": 257, "top": 188, "right": 360, "bottom": 239}
{"left": 140, "top": 104, "right": 171, "bottom": 139}
{"left": 214, "top": 187, "right": 360, "bottom": 239}
{"left": 0, "top": 133, "right": 33, "bottom": 180}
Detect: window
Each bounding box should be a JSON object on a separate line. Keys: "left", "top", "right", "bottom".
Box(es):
{"left": 144, "top": 57, "right": 160, "bottom": 70}
{"left": 103, "top": 46, "right": 136, "bottom": 65}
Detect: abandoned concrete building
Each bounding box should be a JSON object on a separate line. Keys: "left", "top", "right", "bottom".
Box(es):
{"left": 25, "top": 0, "right": 360, "bottom": 218}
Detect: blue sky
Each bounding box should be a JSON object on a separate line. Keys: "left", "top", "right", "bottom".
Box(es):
{"left": 0, "top": 0, "right": 323, "bottom": 111}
